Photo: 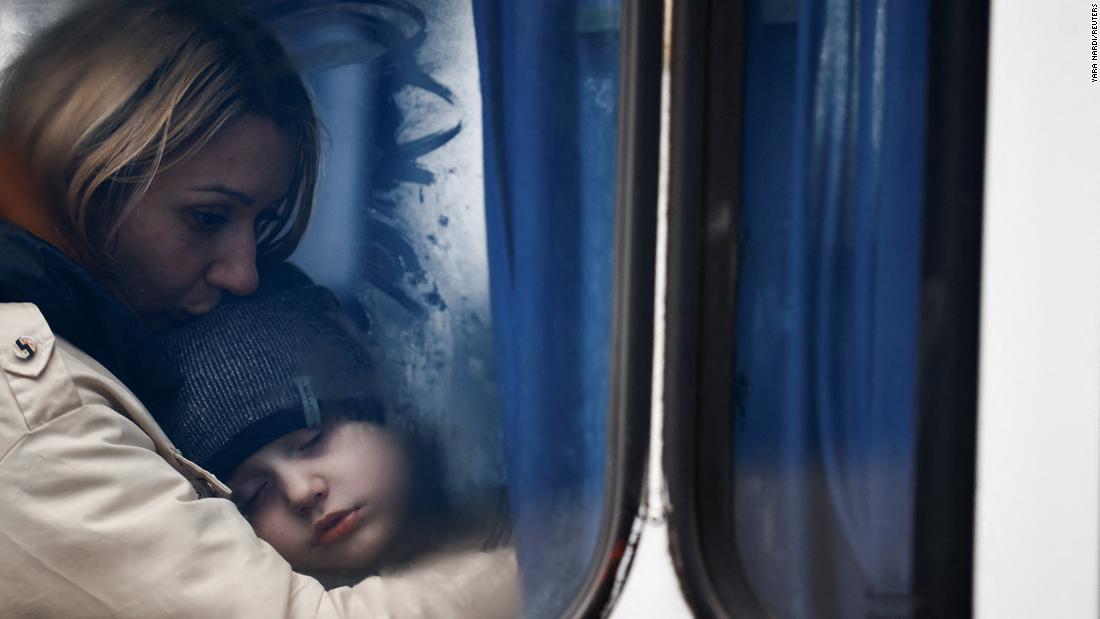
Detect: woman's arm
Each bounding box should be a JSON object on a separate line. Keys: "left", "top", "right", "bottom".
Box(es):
{"left": 0, "top": 303, "right": 514, "bottom": 618}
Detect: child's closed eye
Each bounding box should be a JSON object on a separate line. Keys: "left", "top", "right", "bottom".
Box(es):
{"left": 235, "top": 480, "right": 270, "bottom": 517}
{"left": 295, "top": 429, "right": 329, "bottom": 456}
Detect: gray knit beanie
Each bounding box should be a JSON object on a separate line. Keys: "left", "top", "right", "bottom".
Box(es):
{"left": 156, "top": 285, "right": 382, "bottom": 480}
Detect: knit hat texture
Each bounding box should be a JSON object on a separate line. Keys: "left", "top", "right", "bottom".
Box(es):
{"left": 156, "top": 285, "right": 381, "bottom": 480}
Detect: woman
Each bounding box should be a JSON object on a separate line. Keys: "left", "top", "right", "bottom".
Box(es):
{"left": 0, "top": 1, "right": 514, "bottom": 617}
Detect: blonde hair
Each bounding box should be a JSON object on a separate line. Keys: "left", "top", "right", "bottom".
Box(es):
{"left": 0, "top": 0, "right": 319, "bottom": 271}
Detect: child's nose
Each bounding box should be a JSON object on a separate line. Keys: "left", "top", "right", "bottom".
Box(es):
{"left": 284, "top": 472, "right": 327, "bottom": 516}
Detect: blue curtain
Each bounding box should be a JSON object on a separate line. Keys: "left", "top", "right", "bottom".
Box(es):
{"left": 472, "top": 1, "right": 620, "bottom": 616}
{"left": 732, "top": 0, "right": 928, "bottom": 617}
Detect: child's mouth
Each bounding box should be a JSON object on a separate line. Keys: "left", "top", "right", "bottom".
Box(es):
{"left": 314, "top": 508, "right": 361, "bottom": 546}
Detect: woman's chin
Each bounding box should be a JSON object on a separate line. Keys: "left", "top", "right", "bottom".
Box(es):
{"left": 139, "top": 307, "right": 207, "bottom": 332}
{"left": 140, "top": 313, "right": 177, "bottom": 332}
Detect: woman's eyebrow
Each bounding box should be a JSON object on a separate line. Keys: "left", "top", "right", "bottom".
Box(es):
{"left": 189, "top": 183, "right": 254, "bottom": 205}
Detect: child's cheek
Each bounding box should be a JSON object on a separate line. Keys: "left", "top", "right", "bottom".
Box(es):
{"left": 252, "top": 511, "right": 310, "bottom": 562}
{"left": 373, "top": 440, "right": 410, "bottom": 502}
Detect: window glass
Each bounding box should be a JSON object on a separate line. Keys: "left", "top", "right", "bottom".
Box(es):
{"left": 731, "top": 1, "right": 929, "bottom": 617}
{"left": 0, "top": 0, "right": 77, "bottom": 67}
{"left": 472, "top": 1, "right": 623, "bottom": 616}
{"left": 263, "top": 0, "right": 507, "bottom": 522}
{"left": 0, "top": 1, "right": 626, "bottom": 617}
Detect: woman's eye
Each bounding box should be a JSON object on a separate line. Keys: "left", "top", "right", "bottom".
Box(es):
{"left": 189, "top": 209, "right": 229, "bottom": 229}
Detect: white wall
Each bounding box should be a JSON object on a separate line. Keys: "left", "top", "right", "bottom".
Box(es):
{"left": 974, "top": 2, "right": 1100, "bottom": 617}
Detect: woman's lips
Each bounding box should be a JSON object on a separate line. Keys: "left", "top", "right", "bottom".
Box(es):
{"left": 314, "top": 508, "right": 361, "bottom": 546}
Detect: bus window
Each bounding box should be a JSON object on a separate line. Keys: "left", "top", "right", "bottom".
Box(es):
{"left": 663, "top": 1, "right": 987, "bottom": 617}
{"left": 470, "top": 0, "right": 660, "bottom": 615}
{"left": 0, "top": 1, "right": 659, "bottom": 617}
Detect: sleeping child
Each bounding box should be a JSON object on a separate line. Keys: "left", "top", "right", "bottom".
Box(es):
{"left": 155, "top": 283, "right": 515, "bottom": 596}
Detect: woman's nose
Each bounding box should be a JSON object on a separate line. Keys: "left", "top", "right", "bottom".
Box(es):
{"left": 205, "top": 229, "right": 259, "bottom": 296}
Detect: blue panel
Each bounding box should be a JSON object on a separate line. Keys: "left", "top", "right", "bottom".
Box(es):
{"left": 473, "top": 1, "right": 620, "bottom": 616}
{"left": 732, "top": 0, "right": 929, "bottom": 616}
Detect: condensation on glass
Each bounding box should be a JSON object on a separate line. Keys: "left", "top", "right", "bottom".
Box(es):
{"left": 264, "top": 0, "right": 506, "bottom": 519}
{"left": 0, "top": 0, "right": 79, "bottom": 67}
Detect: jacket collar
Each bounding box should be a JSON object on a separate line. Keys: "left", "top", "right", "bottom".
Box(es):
{"left": 0, "top": 146, "right": 86, "bottom": 264}
{"left": 0, "top": 221, "right": 178, "bottom": 415}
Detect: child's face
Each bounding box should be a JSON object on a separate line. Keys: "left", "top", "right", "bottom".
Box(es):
{"left": 228, "top": 419, "right": 410, "bottom": 579}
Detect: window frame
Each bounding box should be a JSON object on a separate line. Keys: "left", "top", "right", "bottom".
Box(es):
{"left": 911, "top": 2, "right": 989, "bottom": 617}
{"left": 564, "top": 0, "right": 664, "bottom": 616}
{"left": 662, "top": 1, "right": 761, "bottom": 616}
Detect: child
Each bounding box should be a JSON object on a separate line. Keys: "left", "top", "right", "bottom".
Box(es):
{"left": 156, "top": 284, "right": 510, "bottom": 589}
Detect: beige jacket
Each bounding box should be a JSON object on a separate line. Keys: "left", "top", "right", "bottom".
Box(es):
{"left": 0, "top": 302, "right": 520, "bottom": 618}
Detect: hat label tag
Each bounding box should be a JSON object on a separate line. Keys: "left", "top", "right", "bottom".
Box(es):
{"left": 293, "top": 376, "right": 322, "bottom": 428}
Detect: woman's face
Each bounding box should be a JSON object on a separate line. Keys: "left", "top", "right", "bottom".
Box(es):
{"left": 229, "top": 420, "right": 411, "bottom": 580}
{"left": 110, "top": 114, "right": 295, "bottom": 328}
